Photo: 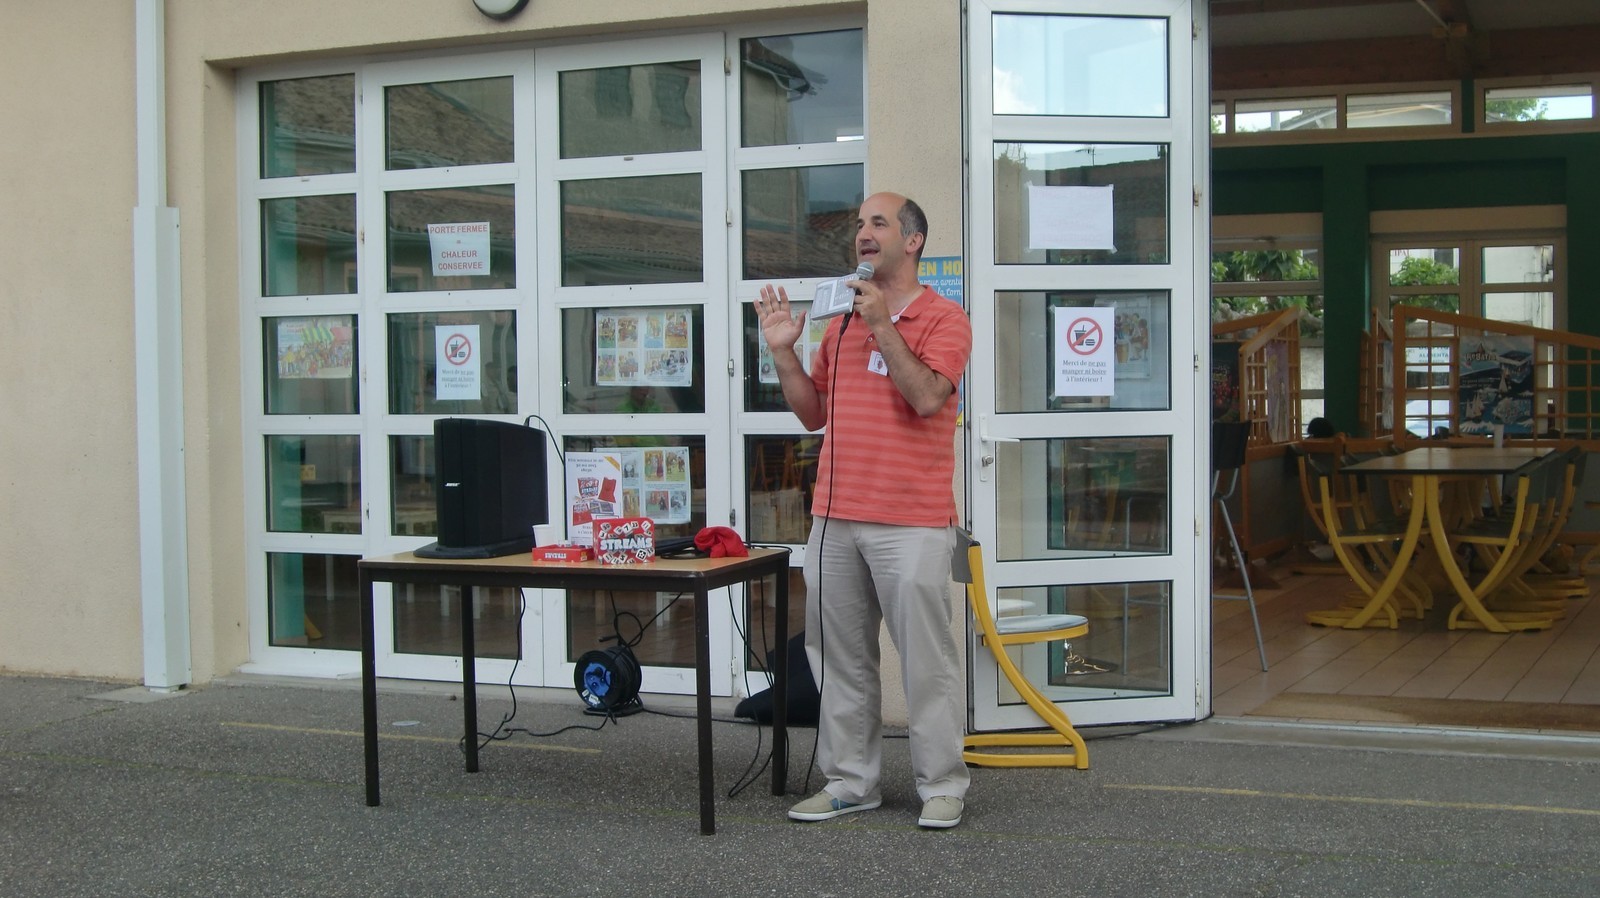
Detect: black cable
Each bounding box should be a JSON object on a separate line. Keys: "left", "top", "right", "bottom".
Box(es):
{"left": 466, "top": 590, "right": 611, "bottom": 753}
{"left": 724, "top": 579, "right": 777, "bottom": 798}
{"left": 800, "top": 317, "right": 851, "bottom": 796}
{"left": 522, "top": 412, "right": 564, "bottom": 465}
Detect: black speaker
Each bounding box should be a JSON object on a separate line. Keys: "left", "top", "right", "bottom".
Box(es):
{"left": 415, "top": 418, "right": 549, "bottom": 559}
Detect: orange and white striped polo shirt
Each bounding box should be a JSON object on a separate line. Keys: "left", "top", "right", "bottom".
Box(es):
{"left": 807, "top": 287, "right": 971, "bottom": 527}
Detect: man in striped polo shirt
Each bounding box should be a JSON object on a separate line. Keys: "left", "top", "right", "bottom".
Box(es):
{"left": 754, "top": 191, "right": 973, "bottom": 830}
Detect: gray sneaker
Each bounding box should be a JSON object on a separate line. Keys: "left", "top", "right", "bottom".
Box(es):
{"left": 918, "top": 796, "right": 964, "bottom": 829}
{"left": 787, "top": 790, "right": 882, "bottom": 822}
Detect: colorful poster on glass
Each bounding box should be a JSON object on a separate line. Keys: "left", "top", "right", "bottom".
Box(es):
{"left": 1457, "top": 334, "right": 1535, "bottom": 435}
{"left": 597, "top": 308, "right": 693, "bottom": 388}
{"left": 276, "top": 316, "right": 354, "bottom": 380}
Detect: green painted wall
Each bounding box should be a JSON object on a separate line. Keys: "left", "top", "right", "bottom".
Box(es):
{"left": 1213, "top": 132, "right": 1600, "bottom": 434}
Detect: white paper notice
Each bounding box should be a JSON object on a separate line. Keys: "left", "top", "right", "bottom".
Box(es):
{"left": 1027, "top": 184, "right": 1115, "bottom": 251}
{"left": 565, "top": 452, "right": 625, "bottom": 546}
{"left": 435, "top": 324, "right": 481, "bottom": 401}
{"left": 427, "top": 222, "right": 491, "bottom": 276}
{"left": 1053, "top": 306, "right": 1115, "bottom": 397}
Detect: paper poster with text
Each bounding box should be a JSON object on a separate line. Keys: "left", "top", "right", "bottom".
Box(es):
{"left": 427, "top": 222, "right": 491, "bottom": 277}
{"left": 917, "top": 255, "right": 965, "bottom": 307}
{"left": 564, "top": 452, "right": 624, "bottom": 546}
{"left": 1028, "top": 184, "right": 1115, "bottom": 251}
{"left": 435, "top": 324, "right": 481, "bottom": 401}
{"left": 597, "top": 308, "right": 694, "bottom": 388}
{"left": 1052, "top": 306, "right": 1115, "bottom": 397}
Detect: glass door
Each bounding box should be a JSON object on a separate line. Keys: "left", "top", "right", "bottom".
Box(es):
{"left": 241, "top": 21, "right": 869, "bottom": 698}
{"left": 533, "top": 34, "right": 735, "bottom": 697}
{"left": 964, "top": 0, "right": 1209, "bottom": 728}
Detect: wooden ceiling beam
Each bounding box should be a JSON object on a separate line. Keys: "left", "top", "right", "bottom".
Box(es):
{"left": 1213, "top": 24, "right": 1600, "bottom": 91}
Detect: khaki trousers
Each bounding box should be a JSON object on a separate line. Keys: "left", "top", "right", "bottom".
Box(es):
{"left": 803, "top": 518, "right": 969, "bottom": 804}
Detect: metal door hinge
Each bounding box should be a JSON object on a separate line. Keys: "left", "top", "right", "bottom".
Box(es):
{"left": 729, "top": 508, "right": 737, "bottom": 527}
{"left": 727, "top": 358, "right": 735, "bottom": 377}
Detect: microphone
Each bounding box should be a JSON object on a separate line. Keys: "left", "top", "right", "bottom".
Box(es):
{"left": 840, "top": 261, "right": 873, "bottom": 331}
{"left": 810, "top": 261, "right": 873, "bottom": 323}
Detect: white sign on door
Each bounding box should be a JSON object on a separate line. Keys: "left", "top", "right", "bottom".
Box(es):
{"left": 1053, "top": 306, "right": 1115, "bottom": 397}
{"left": 427, "top": 222, "right": 491, "bottom": 276}
{"left": 435, "top": 324, "right": 481, "bottom": 401}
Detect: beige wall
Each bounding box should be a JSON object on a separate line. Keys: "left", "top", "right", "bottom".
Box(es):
{"left": 0, "top": 5, "right": 144, "bottom": 678}
{"left": 3, "top": 0, "right": 965, "bottom": 703}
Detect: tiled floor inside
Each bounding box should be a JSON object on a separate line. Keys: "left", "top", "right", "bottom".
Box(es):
{"left": 1211, "top": 560, "right": 1600, "bottom": 732}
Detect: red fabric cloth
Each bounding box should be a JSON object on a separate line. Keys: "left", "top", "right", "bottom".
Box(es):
{"left": 694, "top": 526, "right": 748, "bottom": 558}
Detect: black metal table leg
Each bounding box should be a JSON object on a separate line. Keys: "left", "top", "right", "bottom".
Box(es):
{"left": 462, "top": 584, "right": 479, "bottom": 773}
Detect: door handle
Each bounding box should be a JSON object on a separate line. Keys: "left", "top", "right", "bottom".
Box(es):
{"left": 976, "top": 415, "right": 1018, "bottom": 482}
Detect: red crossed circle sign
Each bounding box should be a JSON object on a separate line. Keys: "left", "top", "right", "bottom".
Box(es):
{"left": 443, "top": 332, "right": 474, "bottom": 366}
{"left": 1066, "top": 317, "right": 1103, "bottom": 356}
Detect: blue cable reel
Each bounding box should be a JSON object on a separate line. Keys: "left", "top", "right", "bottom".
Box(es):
{"left": 575, "top": 643, "right": 643, "bottom": 716}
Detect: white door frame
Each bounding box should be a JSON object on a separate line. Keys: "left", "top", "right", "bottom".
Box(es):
{"left": 964, "top": 0, "right": 1211, "bottom": 728}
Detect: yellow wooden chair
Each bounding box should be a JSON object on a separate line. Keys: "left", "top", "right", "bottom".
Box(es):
{"left": 955, "top": 529, "right": 1090, "bottom": 769}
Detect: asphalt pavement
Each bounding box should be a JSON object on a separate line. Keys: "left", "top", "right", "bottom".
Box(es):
{"left": 3, "top": 673, "right": 1600, "bottom": 897}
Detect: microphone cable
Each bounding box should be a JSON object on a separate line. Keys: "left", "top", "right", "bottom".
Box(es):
{"left": 802, "top": 309, "right": 852, "bottom": 797}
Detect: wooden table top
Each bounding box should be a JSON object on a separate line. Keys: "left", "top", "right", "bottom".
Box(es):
{"left": 1342, "top": 446, "right": 1553, "bottom": 475}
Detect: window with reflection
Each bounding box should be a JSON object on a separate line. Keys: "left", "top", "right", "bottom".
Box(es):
{"left": 568, "top": 587, "right": 691, "bottom": 671}
{"left": 745, "top": 569, "right": 806, "bottom": 671}
{"left": 394, "top": 585, "right": 521, "bottom": 659}
{"left": 742, "top": 165, "right": 863, "bottom": 279}
{"left": 389, "top": 435, "right": 437, "bottom": 537}
{"left": 562, "top": 434, "right": 705, "bottom": 671}
{"left": 387, "top": 310, "right": 517, "bottom": 415}
{"left": 561, "top": 175, "right": 702, "bottom": 285}
{"left": 386, "top": 185, "right": 516, "bottom": 292}
{"left": 985, "top": 580, "right": 1172, "bottom": 700}
{"left": 996, "top": 291, "right": 1171, "bottom": 412}
{"left": 561, "top": 306, "right": 704, "bottom": 414}
{"left": 562, "top": 435, "right": 707, "bottom": 543}
{"left": 745, "top": 435, "right": 822, "bottom": 544}
{"left": 993, "top": 436, "right": 1170, "bottom": 561}
{"left": 1485, "top": 84, "right": 1594, "bottom": 123}
{"left": 1235, "top": 97, "right": 1335, "bottom": 132}
{"left": 741, "top": 30, "right": 864, "bottom": 146}
{"left": 263, "top": 315, "right": 358, "bottom": 415}
{"left": 261, "top": 195, "right": 357, "bottom": 296}
{"left": 386, "top": 77, "right": 513, "bottom": 170}
{"left": 992, "top": 15, "right": 1166, "bottom": 117}
{"left": 560, "top": 62, "right": 701, "bottom": 158}
{"left": 265, "top": 434, "right": 362, "bottom": 534}
{"left": 1347, "top": 90, "right": 1451, "bottom": 129}
{"left": 743, "top": 301, "right": 834, "bottom": 411}
{"left": 260, "top": 75, "right": 355, "bottom": 178}
{"left": 268, "top": 552, "right": 360, "bottom": 650}
{"left": 994, "top": 143, "right": 1168, "bottom": 265}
